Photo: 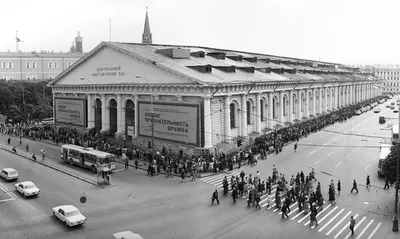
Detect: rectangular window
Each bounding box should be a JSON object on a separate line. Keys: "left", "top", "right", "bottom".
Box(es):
{"left": 260, "top": 100, "right": 264, "bottom": 121}
{"left": 26, "top": 74, "right": 31, "bottom": 80}
{"left": 230, "top": 103, "right": 235, "bottom": 128}
{"left": 26, "top": 62, "right": 30, "bottom": 69}
{"left": 54, "top": 62, "right": 58, "bottom": 68}
{"left": 32, "top": 75, "right": 37, "bottom": 80}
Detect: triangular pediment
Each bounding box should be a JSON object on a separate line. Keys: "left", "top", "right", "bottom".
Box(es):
{"left": 51, "top": 44, "right": 196, "bottom": 86}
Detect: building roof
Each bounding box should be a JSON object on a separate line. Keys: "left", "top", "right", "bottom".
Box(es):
{"left": 48, "top": 41, "right": 378, "bottom": 87}
{"left": 0, "top": 52, "right": 85, "bottom": 59}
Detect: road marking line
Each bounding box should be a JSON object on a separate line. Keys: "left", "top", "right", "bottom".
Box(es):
{"left": 318, "top": 207, "right": 343, "bottom": 232}
{"left": 333, "top": 214, "right": 359, "bottom": 238}
{"left": 372, "top": 156, "right": 376, "bottom": 161}
{"left": 288, "top": 207, "right": 299, "bottom": 216}
{"left": 345, "top": 153, "right": 352, "bottom": 159}
{"left": 335, "top": 162, "right": 342, "bottom": 168}
{"left": 0, "top": 198, "right": 16, "bottom": 202}
{"left": 365, "top": 165, "right": 370, "bottom": 171}
{"left": 367, "top": 222, "right": 381, "bottom": 239}
{"left": 0, "top": 183, "right": 16, "bottom": 199}
{"left": 356, "top": 219, "right": 373, "bottom": 239}
{"left": 305, "top": 204, "right": 332, "bottom": 226}
{"left": 326, "top": 211, "right": 352, "bottom": 235}
{"left": 314, "top": 160, "right": 320, "bottom": 165}
{"left": 328, "top": 152, "right": 334, "bottom": 156}
{"left": 113, "top": 168, "right": 125, "bottom": 172}
{"left": 343, "top": 216, "right": 365, "bottom": 239}
{"left": 291, "top": 209, "right": 305, "bottom": 220}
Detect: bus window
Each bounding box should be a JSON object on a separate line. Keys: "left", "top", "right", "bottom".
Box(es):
{"left": 98, "top": 157, "right": 104, "bottom": 164}
{"left": 392, "top": 125, "right": 399, "bottom": 144}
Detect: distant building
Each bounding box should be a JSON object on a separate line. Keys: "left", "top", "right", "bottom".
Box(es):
{"left": 364, "top": 65, "right": 400, "bottom": 94}
{"left": 142, "top": 9, "right": 152, "bottom": 44}
{"left": 0, "top": 33, "right": 84, "bottom": 81}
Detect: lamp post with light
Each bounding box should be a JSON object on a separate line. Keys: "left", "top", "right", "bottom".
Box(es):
{"left": 135, "top": 75, "right": 154, "bottom": 160}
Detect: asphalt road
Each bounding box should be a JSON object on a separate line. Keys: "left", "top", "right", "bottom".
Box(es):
{"left": 0, "top": 101, "right": 399, "bottom": 239}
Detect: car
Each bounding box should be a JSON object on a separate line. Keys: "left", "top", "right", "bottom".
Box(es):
{"left": 15, "top": 181, "right": 40, "bottom": 197}
{"left": 374, "top": 108, "right": 381, "bottom": 113}
{"left": 52, "top": 205, "right": 87, "bottom": 227}
{"left": 386, "top": 103, "right": 391, "bottom": 108}
{"left": 112, "top": 231, "right": 144, "bottom": 239}
{"left": 355, "top": 110, "right": 361, "bottom": 115}
{"left": 394, "top": 108, "right": 399, "bottom": 113}
{"left": 0, "top": 168, "right": 19, "bottom": 181}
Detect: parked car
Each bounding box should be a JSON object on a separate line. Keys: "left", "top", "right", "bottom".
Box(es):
{"left": 355, "top": 110, "right": 361, "bottom": 115}
{"left": 15, "top": 181, "right": 40, "bottom": 197}
{"left": 0, "top": 168, "right": 19, "bottom": 181}
{"left": 374, "top": 108, "right": 381, "bottom": 113}
{"left": 52, "top": 205, "right": 87, "bottom": 227}
{"left": 394, "top": 107, "right": 399, "bottom": 113}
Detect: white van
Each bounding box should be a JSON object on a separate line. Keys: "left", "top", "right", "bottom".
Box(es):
{"left": 112, "top": 231, "right": 144, "bottom": 239}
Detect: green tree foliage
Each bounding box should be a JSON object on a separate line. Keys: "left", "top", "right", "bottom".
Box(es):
{"left": 0, "top": 80, "right": 52, "bottom": 123}
{"left": 382, "top": 144, "right": 400, "bottom": 183}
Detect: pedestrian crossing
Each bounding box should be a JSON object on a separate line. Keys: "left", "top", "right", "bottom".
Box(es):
{"left": 200, "top": 172, "right": 384, "bottom": 239}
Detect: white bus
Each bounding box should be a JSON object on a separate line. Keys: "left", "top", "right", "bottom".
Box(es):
{"left": 392, "top": 125, "right": 399, "bottom": 145}
{"left": 60, "top": 144, "right": 116, "bottom": 173}
{"left": 378, "top": 144, "right": 392, "bottom": 177}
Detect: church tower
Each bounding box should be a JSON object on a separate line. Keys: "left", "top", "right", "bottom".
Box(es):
{"left": 142, "top": 7, "right": 153, "bottom": 44}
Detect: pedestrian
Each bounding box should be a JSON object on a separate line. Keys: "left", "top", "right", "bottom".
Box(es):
{"left": 349, "top": 216, "right": 356, "bottom": 235}
{"left": 180, "top": 170, "right": 186, "bottom": 183}
{"left": 384, "top": 178, "right": 389, "bottom": 189}
{"left": 7, "top": 137, "right": 10, "bottom": 145}
{"left": 337, "top": 180, "right": 341, "bottom": 195}
{"left": 366, "top": 175, "right": 370, "bottom": 189}
{"left": 41, "top": 149, "right": 46, "bottom": 161}
{"left": 134, "top": 158, "right": 138, "bottom": 170}
{"left": 25, "top": 144, "right": 29, "bottom": 152}
{"left": 294, "top": 142, "right": 298, "bottom": 152}
{"left": 124, "top": 158, "right": 129, "bottom": 170}
{"left": 350, "top": 180, "right": 358, "bottom": 193}
{"left": 19, "top": 137, "right": 22, "bottom": 145}
{"left": 281, "top": 203, "right": 289, "bottom": 219}
{"left": 265, "top": 192, "right": 272, "bottom": 208}
{"left": 12, "top": 146, "right": 17, "bottom": 153}
{"left": 32, "top": 154, "right": 37, "bottom": 161}
{"left": 211, "top": 189, "right": 220, "bottom": 205}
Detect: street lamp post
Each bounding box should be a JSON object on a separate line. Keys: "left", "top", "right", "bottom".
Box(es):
{"left": 135, "top": 75, "right": 154, "bottom": 160}
{"left": 393, "top": 95, "right": 400, "bottom": 232}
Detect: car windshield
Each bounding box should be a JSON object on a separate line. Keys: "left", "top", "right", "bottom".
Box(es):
{"left": 67, "top": 210, "right": 80, "bottom": 217}
{"left": 25, "top": 184, "right": 35, "bottom": 189}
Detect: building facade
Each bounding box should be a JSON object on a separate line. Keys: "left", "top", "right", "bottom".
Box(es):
{"left": 372, "top": 66, "right": 400, "bottom": 94}
{"left": 0, "top": 33, "right": 85, "bottom": 81}
{"left": 48, "top": 42, "right": 383, "bottom": 155}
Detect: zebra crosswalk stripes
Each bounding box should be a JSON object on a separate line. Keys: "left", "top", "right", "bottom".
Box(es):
{"left": 200, "top": 172, "right": 385, "bottom": 239}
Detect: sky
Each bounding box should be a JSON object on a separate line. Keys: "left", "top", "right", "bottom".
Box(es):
{"left": 1, "top": 0, "right": 400, "bottom": 66}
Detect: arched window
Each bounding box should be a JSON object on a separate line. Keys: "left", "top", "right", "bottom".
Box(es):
{"left": 26, "top": 62, "right": 30, "bottom": 69}
{"left": 230, "top": 103, "right": 235, "bottom": 128}
{"left": 1, "top": 62, "right": 6, "bottom": 69}
{"left": 247, "top": 101, "right": 251, "bottom": 125}
{"left": 260, "top": 99, "right": 265, "bottom": 121}
{"left": 8, "top": 62, "right": 13, "bottom": 69}
{"left": 48, "top": 62, "right": 52, "bottom": 68}
{"left": 54, "top": 62, "right": 58, "bottom": 68}
{"left": 32, "top": 62, "right": 37, "bottom": 69}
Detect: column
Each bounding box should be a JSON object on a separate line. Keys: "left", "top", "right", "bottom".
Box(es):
{"left": 224, "top": 95, "right": 231, "bottom": 141}
{"left": 329, "top": 87, "right": 333, "bottom": 111}
{"left": 133, "top": 95, "right": 138, "bottom": 139}
{"left": 334, "top": 86, "right": 339, "bottom": 109}
{"left": 241, "top": 94, "right": 247, "bottom": 137}
{"left": 255, "top": 93, "right": 262, "bottom": 133}
{"left": 203, "top": 97, "right": 213, "bottom": 148}
{"left": 87, "top": 94, "right": 93, "bottom": 129}
{"left": 323, "top": 88, "right": 327, "bottom": 112}
{"left": 268, "top": 92, "right": 273, "bottom": 129}
{"left": 289, "top": 91, "right": 293, "bottom": 122}
{"left": 279, "top": 91, "right": 284, "bottom": 124}
{"left": 312, "top": 89, "right": 316, "bottom": 115}
{"left": 101, "top": 94, "right": 108, "bottom": 131}
{"left": 319, "top": 88, "right": 323, "bottom": 113}
{"left": 297, "top": 89, "right": 302, "bottom": 120}
{"left": 350, "top": 85, "right": 353, "bottom": 105}
{"left": 306, "top": 89, "right": 310, "bottom": 117}
{"left": 117, "top": 94, "right": 123, "bottom": 133}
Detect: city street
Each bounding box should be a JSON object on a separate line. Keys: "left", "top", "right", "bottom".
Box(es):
{"left": 1, "top": 102, "right": 399, "bottom": 239}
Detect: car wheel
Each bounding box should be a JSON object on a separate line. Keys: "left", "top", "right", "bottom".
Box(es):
{"left": 91, "top": 165, "right": 97, "bottom": 173}
{"left": 69, "top": 159, "right": 74, "bottom": 165}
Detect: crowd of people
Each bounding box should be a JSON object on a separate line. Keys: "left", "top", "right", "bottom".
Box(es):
{"left": 0, "top": 95, "right": 388, "bottom": 180}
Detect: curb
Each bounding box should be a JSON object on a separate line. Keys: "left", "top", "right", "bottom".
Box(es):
{"left": 0, "top": 146, "right": 108, "bottom": 189}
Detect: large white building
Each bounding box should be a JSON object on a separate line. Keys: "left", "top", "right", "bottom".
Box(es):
{"left": 372, "top": 66, "right": 400, "bottom": 94}
{"left": 47, "top": 41, "right": 383, "bottom": 154}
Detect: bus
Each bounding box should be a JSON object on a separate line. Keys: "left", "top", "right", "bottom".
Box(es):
{"left": 378, "top": 144, "right": 392, "bottom": 177}
{"left": 392, "top": 125, "right": 399, "bottom": 145}
{"left": 60, "top": 144, "right": 116, "bottom": 173}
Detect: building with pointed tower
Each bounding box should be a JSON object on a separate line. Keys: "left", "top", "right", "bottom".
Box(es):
{"left": 142, "top": 8, "right": 152, "bottom": 44}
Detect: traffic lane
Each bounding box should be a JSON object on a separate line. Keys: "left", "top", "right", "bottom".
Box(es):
{"left": 0, "top": 151, "right": 107, "bottom": 239}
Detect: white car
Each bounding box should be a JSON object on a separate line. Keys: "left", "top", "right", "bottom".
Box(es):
{"left": 0, "top": 168, "right": 19, "bottom": 181}
{"left": 52, "top": 205, "right": 87, "bottom": 227}
{"left": 355, "top": 110, "right": 361, "bottom": 115}
{"left": 374, "top": 108, "right": 381, "bottom": 113}
{"left": 394, "top": 108, "right": 399, "bottom": 113}
{"left": 15, "top": 181, "right": 40, "bottom": 197}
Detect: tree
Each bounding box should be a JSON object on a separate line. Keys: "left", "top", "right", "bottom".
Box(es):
{"left": 382, "top": 144, "right": 400, "bottom": 183}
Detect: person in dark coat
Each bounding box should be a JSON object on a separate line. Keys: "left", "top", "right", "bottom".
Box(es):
{"left": 281, "top": 204, "right": 289, "bottom": 219}
{"left": 337, "top": 180, "right": 341, "bottom": 194}
{"left": 211, "top": 189, "right": 219, "bottom": 205}
{"left": 232, "top": 186, "right": 238, "bottom": 203}
{"left": 350, "top": 180, "right": 358, "bottom": 193}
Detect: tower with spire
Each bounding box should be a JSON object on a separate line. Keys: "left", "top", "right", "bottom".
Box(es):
{"left": 142, "top": 7, "right": 152, "bottom": 44}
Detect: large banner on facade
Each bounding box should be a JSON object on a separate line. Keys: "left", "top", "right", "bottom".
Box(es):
{"left": 55, "top": 97, "right": 86, "bottom": 127}
{"left": 138, "top": 101, "right": 200, "bottom": 146}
